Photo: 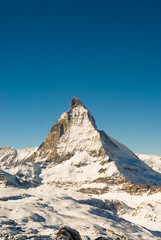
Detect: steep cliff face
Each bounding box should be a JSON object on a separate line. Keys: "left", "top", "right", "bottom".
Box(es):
{"left": 35, "top": 111, "right": 70, "bottom": 163}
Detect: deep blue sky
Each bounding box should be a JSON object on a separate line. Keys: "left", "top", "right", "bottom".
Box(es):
{"left": 0, "top": 0, "right": 161, "bottom": 155}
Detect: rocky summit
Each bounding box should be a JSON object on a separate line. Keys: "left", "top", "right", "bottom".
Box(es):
{"left": 0, "top": 97, "right": 161, "bottom": 240}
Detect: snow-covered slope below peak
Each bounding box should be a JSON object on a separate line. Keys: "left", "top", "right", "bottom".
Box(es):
{"left": 56, "top": 105, "right": 103, "bottom": 158}
{"left": 41, "top": 150, "right": 119, "bottom": 193}
{"left": 40, "top": 150, "right": 161, "bottom": 195}
{"left": 98, "top": 132, "right": 161, "bottom": 186}
{"left": 136, "top": 153, "right": 161, "bottom": 174}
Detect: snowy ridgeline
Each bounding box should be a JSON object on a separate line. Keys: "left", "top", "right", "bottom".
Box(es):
{"left": 0, "top": 147, "right": 38, "bottom": 166}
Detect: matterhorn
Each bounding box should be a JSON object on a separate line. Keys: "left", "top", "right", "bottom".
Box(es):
{"left": 0, "top": 97, "right": 161, "bottom": 240}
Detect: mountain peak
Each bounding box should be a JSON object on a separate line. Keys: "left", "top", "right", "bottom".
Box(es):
{"left": 70, "top": 96, "right": 86, "bottom": 109}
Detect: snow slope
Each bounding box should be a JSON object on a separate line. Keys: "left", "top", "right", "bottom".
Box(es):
{"left": 0, "top": 153, "right": 161, "bottom": 239}
{"left": 0, "top": 182, "right": 161, "bottom": 240}
{"left": 136, "top": 153, "right": 161, "bottom": 174}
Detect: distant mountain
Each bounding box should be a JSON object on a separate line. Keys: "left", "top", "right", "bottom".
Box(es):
{"left": 0, "top": 147, "right": 37, "bottom": 166}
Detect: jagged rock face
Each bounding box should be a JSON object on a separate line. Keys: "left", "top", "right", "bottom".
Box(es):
{"left": 70, "top": 96, "right": 86, "bottom": 109}
{"left": 36, "top": 112, "right": 70, "bottom": 162}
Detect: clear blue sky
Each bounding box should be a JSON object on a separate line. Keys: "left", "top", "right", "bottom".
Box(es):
{"left": 0, "top": 0, "right": 161, "bottom": 155}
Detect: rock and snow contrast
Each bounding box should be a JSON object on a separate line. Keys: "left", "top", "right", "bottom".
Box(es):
{"left": 0, "top": 97, "right": 161, "bottom": 240}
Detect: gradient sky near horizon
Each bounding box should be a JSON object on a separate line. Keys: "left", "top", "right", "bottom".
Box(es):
{"left": 0, "top": 0, "right": 161, "bottom": 155}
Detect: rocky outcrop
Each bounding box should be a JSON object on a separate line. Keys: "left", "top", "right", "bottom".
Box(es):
{"left": 29, "top": 111, "right": 70, "bottom": 163}
{"left": 56, "top": 226, "right": 122, "bottom": 240}
{"left": 95, "top": 238, "right": 110, "bottom": 240}
{"left": 0, "top": 169, "right": 20, "bottom": 187}
{"left": 0, "top": 170, "right": 7, "bottom": 185}
{"left": 70, "top": 96, "right": 86, "bottom": 109}
{"left": 56, "top": 226, "right": 82, "bottom": 240}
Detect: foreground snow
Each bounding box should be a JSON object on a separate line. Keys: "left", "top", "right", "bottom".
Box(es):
{"left": 0, "top": 151, "right": 161, "bottom": 239}
{"left": 0, "top": 183, "right": 161, "bottom": 240}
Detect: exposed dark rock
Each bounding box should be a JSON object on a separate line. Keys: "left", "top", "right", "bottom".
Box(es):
{"left": 70, "top": 96, "right": 86, "bottom": 109}
{"left": 149, "top": 185, "right": 161, "bottom": 194}
{"left": 56, "top": 226, "right": 82, "bottom": 240}
{"left": 95, "top": 237, "right": 110, "bottom": 240}
{"left": 26, "top": 111, "right": 70, "bottom": 163}
{"left": 0, "top": 194, "right": 32, "bottom": 201}
{"left": 0, "top": 170, "right": 7, "bottom": 185}
{"left": 0, "top": 169, "right": 21, "bottom": 187}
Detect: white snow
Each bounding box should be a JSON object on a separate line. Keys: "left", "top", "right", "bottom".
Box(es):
{"left": 0, "top": 146, "right": 37, "bottom": 167}
{"left": 0, "top": 150, "right": 161, "bottom": 239}
{"left": 136, "top": 153, "right": 161, "bottom": 173}
{"left": 56, "top": 106, "right": 102, "bottom": 157}
{"left": 0, "top": 182, "right": 160, "bottom": 240}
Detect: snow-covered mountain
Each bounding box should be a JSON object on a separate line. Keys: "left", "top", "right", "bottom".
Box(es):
{"left": 26, "top": 96, "right": 161, "bottom": 194}
{"left": 0, "top": 97, "right": 161, "bottom": 240}
{"left": 0, "top": 147, "right": 37, "bottom": 166}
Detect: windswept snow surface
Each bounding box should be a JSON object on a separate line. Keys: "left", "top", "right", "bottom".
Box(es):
{"left": 0, "top": 149, "right": 161, "bottom": 239}
{"left": 0, "top": 183, "right": 161, "bottom": 240}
